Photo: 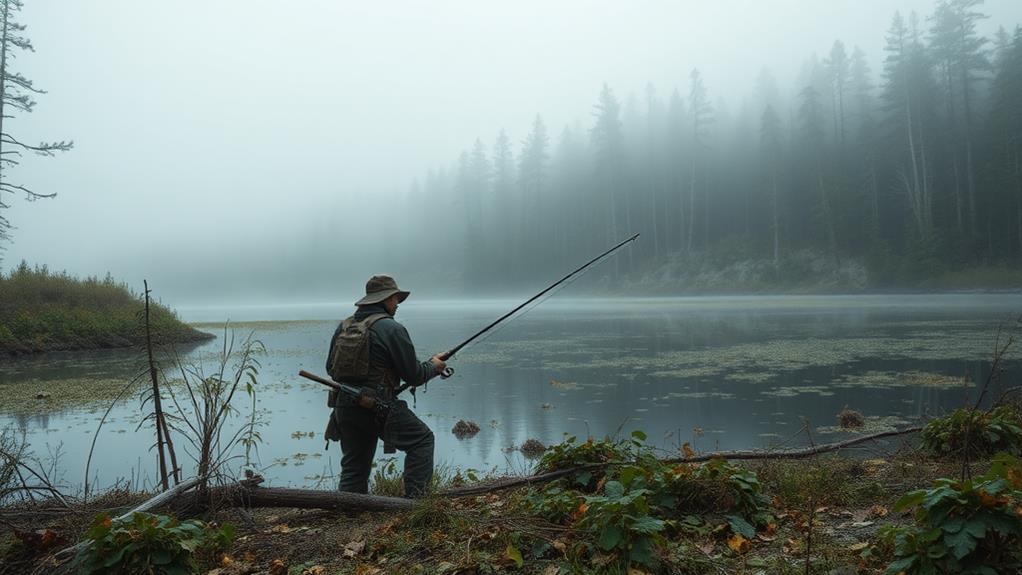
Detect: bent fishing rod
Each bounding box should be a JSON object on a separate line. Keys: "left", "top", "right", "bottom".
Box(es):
{"left": 395, "top": 232, "right": 640, "bottom": 394}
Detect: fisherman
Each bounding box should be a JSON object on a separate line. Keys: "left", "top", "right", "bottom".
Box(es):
{"left": 325, "top": 275, "right": 446, "bottom": 497}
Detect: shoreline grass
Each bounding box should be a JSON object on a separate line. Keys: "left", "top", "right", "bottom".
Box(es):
{"left": 0, "top": 262, "right": 213, "bottom": 356}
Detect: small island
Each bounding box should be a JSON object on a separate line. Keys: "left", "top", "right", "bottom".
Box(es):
{"left": 0, "top": 262, "right": 212, "bottom": 356}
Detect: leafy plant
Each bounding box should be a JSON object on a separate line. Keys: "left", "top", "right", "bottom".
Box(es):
{"left": 880, "top": 452, "right": 1022, "bottom": 575}
{"left": 75, "top": 512, "right": 233, "bottom": 575}
{"left": 527, "top": 431, "right": 773, "bottom": 568}
{"left": 921, "top": 406, "right": 1022, "bottom": 457}
{"left": 536, "top": 433, "right": 639, "bottom": 491}
{"left": 575, "top": 471, "right": 669, "bottom": 568}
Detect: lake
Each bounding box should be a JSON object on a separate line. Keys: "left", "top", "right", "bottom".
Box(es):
{"left": 2, "top": 294, "right": 1020, "bottom": 492}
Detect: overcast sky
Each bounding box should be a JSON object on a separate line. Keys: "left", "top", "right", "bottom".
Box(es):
{"left": 4, "top": 0, "right": 1021, "bottom": 304}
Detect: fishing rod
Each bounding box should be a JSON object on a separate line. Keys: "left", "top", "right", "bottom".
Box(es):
{"left": 397, "top": 232, "right": 640, "bottom": 394}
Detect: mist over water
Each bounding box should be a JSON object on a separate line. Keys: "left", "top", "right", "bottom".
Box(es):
{"left": 4, "top": 1, "right": 1022, "bottom": 303}
{"left": 3, "top": 294, "right": 1019, "bottom": 489}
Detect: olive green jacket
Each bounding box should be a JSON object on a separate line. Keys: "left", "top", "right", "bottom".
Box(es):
{"left": 326, "top": 303, "right": 438, "bottom": 388}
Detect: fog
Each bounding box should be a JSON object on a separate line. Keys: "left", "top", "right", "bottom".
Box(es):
{"left": 3, "top": 0, "right": 1022, "bottom": 305}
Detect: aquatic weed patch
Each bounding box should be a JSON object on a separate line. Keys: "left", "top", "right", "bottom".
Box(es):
{"left": 469, "top": 327, "right": 1017, "bottom": 387}
{"left": 0, "top": 376, "right": 139, "bottom": 415}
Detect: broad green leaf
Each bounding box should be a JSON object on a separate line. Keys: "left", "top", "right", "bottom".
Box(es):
{"left": 725, "top": 514, "right": 756, "bottom": 539}
{"left": 598, "top": 525, "right": 623, "bottom": 550}
{"left": 604, "top": 480, "right": 625, "bottom": 499}
{"left": 631, "top": 516, "right": 666, "bottom": 534}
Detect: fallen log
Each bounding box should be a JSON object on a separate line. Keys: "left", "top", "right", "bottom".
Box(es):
{"left": 176, "top": 426, "right": 923, "bottom": 510}
{"left": 665, "top": 425, "right": 924, "bottom": 464}
{"left": 175, "top": 485, "right": 415, "bottom": 513}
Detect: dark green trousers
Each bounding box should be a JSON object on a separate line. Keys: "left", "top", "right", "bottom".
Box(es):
{"left": 334, "top": 400, "right": 434, "bottom": 497}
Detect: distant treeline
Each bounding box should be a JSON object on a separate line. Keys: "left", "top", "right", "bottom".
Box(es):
{"left": 0, "top": 262, "right": 212, "bottom": 355}
{"left": 396, "top": 1, "right": 1022, "bottom": 291}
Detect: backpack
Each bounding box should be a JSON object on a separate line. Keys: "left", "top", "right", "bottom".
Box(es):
{"left": 326, "top": 312, "right": 390, "bottom": 383}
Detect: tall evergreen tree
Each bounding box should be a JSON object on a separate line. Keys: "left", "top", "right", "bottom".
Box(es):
{"left": 0, "top": 0, "right": 72, "bottom": 248}
{"left": 591, "top": 84, "right": 626, "bottom": 251}
{"left": 687, "top": 69, "right": 712, "bottom": 252}
{"left": 825, "top": 40, "right": 851, "bottom": 149}
{"left": 761, "top": 105, "right": 783, "bottom": 262}
{"left": 883, "top": 11, "right": 938, "bottom": 240}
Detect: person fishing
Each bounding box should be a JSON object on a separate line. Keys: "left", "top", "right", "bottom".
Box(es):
{"left": 324, "top": 275, "right": 446, "bottom": 498}
{"left": 305, "top": 234, "right": 638, "bottom": 497}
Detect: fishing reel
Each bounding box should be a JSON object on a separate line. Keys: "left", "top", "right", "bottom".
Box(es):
{"left": 441, "top": 366, "right": 454, "bottom": 379}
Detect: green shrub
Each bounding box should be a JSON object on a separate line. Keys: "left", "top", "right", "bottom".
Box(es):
{"left": 922, "top": 406, "right": 1022, "bottom": 458}
{"left": 527, "top": 432, "right": 772, "bottom": 569}
{"left": 880, "top": 453, "right": 1022, "bottom": 575}
{"left": 74, "top": 512, "right": 233, "bottom": 575}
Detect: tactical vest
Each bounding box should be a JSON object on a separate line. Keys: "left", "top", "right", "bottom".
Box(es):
{"left": 325, "top": 313, "right": 395, "bottom": 407}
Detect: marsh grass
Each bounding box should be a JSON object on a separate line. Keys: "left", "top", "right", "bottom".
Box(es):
{"left": 0, "top": 263, "right": 211, "bottom": 354}
{"left": 370, "top": 460, "right": 461, "bottom": 497}
{"left": 754, "top": 456, "right": 886, "bottom": 509}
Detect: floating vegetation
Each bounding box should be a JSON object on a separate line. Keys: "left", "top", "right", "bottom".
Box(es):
{"left": 830, "top": 370, "right": 970, "bottom": 390}
{"left": 290, "top": 431, "right": 317, "bottom": 439}
{"left": 190, "top": 319, "right": 332, "bottom": 332}
{"left": 657, "top": 391, "right": 735, "bottom": 400}
{"left": 451, "top": 420, "right": 480, "bottom": 439}
{"left": 463, "top": 326, "right": 1015, "bottom": 388}
{"left": 549, "top": 379, "right": 579, "bottom": 390}
{"left": 0, "top": 376, "right": 139, "bottom": 415}
{"left": 761, "top": 386, "right": 835, "bottom": 397}
{"left": 817, "top": 415, "right": 913, "bottom": 435}
{"left": 839, "top": 408, "right": 865, "bottom": 429}
{"left": 520, "top": 438, "right": 547, "bottom": 458}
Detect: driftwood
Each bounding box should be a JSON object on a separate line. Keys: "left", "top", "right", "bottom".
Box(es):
{"left": 167, "top": 426, "right": 923, "bottom": 511}
{"left": 176, "top": 484, "right": 415, "bottom": 513}
{"left": 664, "top": 425, "right": 924, "bottom": 464}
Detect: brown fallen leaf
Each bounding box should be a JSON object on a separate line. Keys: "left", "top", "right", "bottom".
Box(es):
{"left": 268, "top": 524, "right": 293, "bottom": 534}
{"left": 354, "top": 565, "right": 382, "bottom": 575}
{"left": 727, "top": 534, "right": 751, "bottom": 554}
{"left": 696, "top": 540, "right": 715, "bottom": 555}
{"left": 542, "top": 566, "right": 560, "bottom": 575}
{"left": 551, "top": 539, "right": 567, "bottom": 553}
{"left": 302, "top": 567, "right": 326, "bottom": 575}
{"left": 847, "top": 541, "right": 870, "bottom": 551}
{"left": 268, "top": 559, "right": 286, "bottom": 575}
{"left": 344, "top": 539, "right": 366, "bottom": 558}
{"left": 870, "top": 505, "right": 889, "bottom": 518}
{"left": 757, "top": 522, "right": 778, "bottom": 542}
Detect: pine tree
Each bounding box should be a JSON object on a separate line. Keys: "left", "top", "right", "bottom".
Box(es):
{"left": 591, "top": 84, "right": 626, "bottom": 250}
{"left": 687, "top": 69, "right": 712, "bottom": 252}
{"left": 761, "top": 105, "right": 783, "bottom": 262}
{"left": 825, "top": 40, "right": 851, "bottom": 149}
{"left": 0, "top": 0, "right": 72, "bottom": 247}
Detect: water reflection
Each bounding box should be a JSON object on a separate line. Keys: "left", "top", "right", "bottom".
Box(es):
{"left": 1, "top": 294, "right": 1019, "bottom": 491}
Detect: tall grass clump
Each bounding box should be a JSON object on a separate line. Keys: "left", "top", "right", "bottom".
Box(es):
{"left": 0, "top": 262, "right": 211, "bottom": 354}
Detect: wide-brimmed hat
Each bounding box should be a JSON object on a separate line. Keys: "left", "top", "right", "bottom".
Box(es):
{"left": 355, "top": 275, "right": 410, "bottom": 306}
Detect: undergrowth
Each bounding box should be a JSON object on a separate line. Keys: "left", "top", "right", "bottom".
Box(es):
{"left": 74, "top": 512, "right": 233, "bottom": 575}
{"left": 881, "top": 452, "right": 1022, "bottom": 574}
{"left": 921, "top": 405, "right": 1022, "bottom": 458}
{"left": 527, "top": 431, "right": 773, "bottom": 571}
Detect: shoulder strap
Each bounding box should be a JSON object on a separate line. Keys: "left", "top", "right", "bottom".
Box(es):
{"left": 362, "top": 313, "right": 391, "bottom": 329}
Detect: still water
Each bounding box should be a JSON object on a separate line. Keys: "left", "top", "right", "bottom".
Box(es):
{"left": 2, "top": 295, "right": 1020, "bottom": 492}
